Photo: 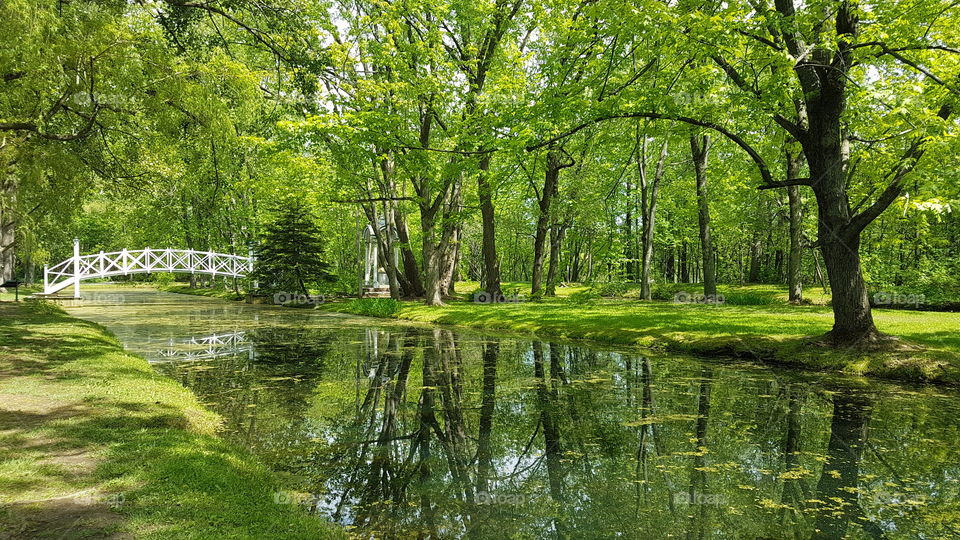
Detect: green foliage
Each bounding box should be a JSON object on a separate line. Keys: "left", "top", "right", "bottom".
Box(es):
{"left": 153, "top": 272, "right": 175, "bottom": 287}
{"left": 252, "top": 202, "right": 334, "bottom": 295}
{"left": 589, "top": 281, "right": 631, "bottom": 298}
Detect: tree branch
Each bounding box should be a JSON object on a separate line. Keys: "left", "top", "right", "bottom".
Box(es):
{"left": 526, "top": 112, "right": 774, "bottom": 185}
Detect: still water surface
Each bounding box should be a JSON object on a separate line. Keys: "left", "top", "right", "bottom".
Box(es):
{"left": 68, "top": 288, "right": 960, "bottom": 539}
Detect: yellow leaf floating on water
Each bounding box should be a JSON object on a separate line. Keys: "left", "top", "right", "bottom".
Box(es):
{"left": 779, "top": 468, "right": 812, "bottom": 480}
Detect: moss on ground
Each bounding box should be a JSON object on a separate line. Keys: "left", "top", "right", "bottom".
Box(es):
{"left": 0, "top": 301, "right": 343, "bottom": 539}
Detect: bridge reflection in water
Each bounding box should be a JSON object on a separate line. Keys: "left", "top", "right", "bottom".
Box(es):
{"left": 150, "top": 331, "right": 253, "bottom": 363}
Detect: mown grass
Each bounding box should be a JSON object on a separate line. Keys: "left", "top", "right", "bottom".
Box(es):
{"left": 0, "top": 301, "right": 342, "bottom": 539}
{"left": 160, "top": 284, "right": 246, "bottom": 301}
{"left": 324, "top": 288, "right": 960, "bottom": 384}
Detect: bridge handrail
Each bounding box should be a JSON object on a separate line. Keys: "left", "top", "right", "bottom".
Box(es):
{"left": 43, "top": 241, "right": 254, "bottom": 296}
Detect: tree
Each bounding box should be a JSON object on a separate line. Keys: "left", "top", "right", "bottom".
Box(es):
{"left": 252, "top": 202, "right": 334, "bottom": 298}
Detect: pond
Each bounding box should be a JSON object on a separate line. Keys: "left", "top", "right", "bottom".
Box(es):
{"left": 67, "top": 288, "right": 960, "bottom": 539}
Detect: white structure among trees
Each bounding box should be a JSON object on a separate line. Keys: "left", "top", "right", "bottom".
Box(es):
{"left": 362, "top": 223, "right": 398, "bottom": 295}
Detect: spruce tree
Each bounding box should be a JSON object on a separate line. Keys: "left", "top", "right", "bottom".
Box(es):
{"left": 252, "top": 203, "right": 334, "bottom": 298}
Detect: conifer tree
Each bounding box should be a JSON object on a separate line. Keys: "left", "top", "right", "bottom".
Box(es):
{"left": 252, "top": 203, "right": 333, "bottom": 298}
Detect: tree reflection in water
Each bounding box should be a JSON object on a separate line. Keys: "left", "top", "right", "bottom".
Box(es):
{"left": 153, "top": 325, "right": 960, "bottom": 539}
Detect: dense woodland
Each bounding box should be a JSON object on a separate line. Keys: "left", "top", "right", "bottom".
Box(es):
{"left": 2, "top": 0, "right": 959, "bottom": 346}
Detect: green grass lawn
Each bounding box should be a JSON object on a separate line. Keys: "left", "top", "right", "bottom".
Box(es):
{"left": 324, "top": 284, "right": 960, "bottom": 385}
{"left": 160, "top": 284, "right": 246, "bottom": 301}
{"left": 0, "top": 301, "right": 342, "bottom": 539}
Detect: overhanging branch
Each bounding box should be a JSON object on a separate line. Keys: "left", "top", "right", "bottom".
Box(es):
{"left": 526, "top": 111, "right": 775, "bottom": 185}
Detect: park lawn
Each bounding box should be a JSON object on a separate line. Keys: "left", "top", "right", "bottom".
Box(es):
{"left": 160, "top": 284, "right": 245, "bottom": 301}
{"left": 324, "top": 296, "right": 960, "bottom": 384}
{"left": 0, "top": 301, "right": 342, "bottom": 539}
{"left": 452, "top": 281, "right": 835, "bottom": 304}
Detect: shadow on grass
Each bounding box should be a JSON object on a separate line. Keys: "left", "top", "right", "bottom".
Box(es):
{"left": 0, "top": 302, "right": 342, "bottom": 539}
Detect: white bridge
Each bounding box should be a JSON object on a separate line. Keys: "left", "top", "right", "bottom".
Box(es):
{"left": 42, "top": 239, "right": 253, "bottom": 297}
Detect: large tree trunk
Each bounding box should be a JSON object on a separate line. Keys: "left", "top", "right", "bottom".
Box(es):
{"left": 690, "top": 134, "right": 716, "bottom": 298}
{"left": 476, "top": 155, "right": 502, "bottom": 298}
{"left": 804, "top": 130, "right": 878, "bottom": 342}
{"left": 0, "top": 207, "right": 15, "bottom": 283}
{"left": 786, "top": 150, "right": 804, "bottom": 304}
{"left": 393, "top": 212, "right": 424, "bottom": 297}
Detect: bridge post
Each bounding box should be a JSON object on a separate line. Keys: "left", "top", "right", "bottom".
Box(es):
{"left": 73, "top": 238, "right": 81, "bottom": 299}
{"left": 248, "top": 248, "right": 258, "bottom": 289}
{"left": 43, "top": 264, "right": 48, "bottom": 292}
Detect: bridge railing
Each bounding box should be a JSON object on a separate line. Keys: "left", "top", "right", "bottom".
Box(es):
{"left": 43, "top": 239, "right": 253, "bottom": 297}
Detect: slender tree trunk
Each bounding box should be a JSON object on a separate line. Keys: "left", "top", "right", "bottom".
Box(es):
{"left": 690, "top": 134, "right": 716, "bottom": 297}
{"left": 625, "top": 176, "right": 634, "bottom": 280}
{"left": 377, "top": 157, "right": 402, "bottom": 300}
{"left": 531, "top": 149, "right": 566, "bottom": 297}
{"left": 477, "top": 155, "right": 502, "bottom": 298}
{"left": 640, "top": 137, "right": 668, "bottom": 300}
{"left": 786, "top": 150, "right": 804, "bottom": 303}
{"left": 422, "top": 212, "right": 444, "bottom": 305}
{"left": 545, "top": 222, "right": 567, "bottom": 296}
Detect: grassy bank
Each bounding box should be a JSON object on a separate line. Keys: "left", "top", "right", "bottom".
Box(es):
{"left": 323, "top": 295, "right": 960, "bottom": 385}
{"left": 0, "top": 301, "right": 342, "bottom": 539}
{"left": 160, "top": 284, "right": 245, "bottom": 301}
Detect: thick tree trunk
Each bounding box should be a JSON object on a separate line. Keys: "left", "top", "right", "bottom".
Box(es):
{"left": 804, "top": 132, "right": 878, "bottom": 343}
{"left": 477, "top": 155, "right": 502, "bottom": 298}
{"left": 0, "top": 211, "right": 14, "bottom": 283}
{"left": 786, "top": 151, "right": 804, "bottom": 303}
{"left": 393, "top": 212, "right": 423, "bottom": 297}
{"left": 691, "top": 134, "right": 716, "bottom": 297}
